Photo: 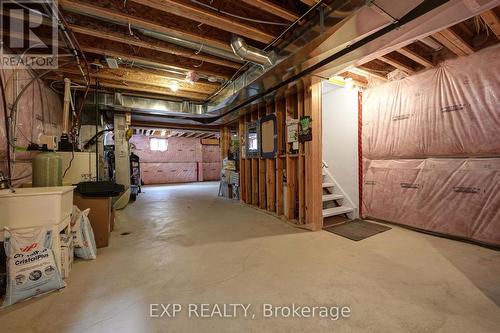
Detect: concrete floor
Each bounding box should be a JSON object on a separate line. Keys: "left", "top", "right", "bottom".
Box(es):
{"left": 1, "top": 182, "right": 500, "bottom": 332}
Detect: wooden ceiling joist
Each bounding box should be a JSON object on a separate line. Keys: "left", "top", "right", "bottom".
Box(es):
{"left": 395, "top": 47, "right": 433, "bottom": 68}
{"left": 432, "top": 29, "right": 474, "bottom": 56}
{"left": 240, "top": 0, "right": 299, "bottom": 22}
{"left": 69, "top": 25, "right": 241, "bottom": 69}
{"left": 480, "top": 10, "right": 500, "bottom": 39}
{"left": 131, "top": 121, "right": 221, "bottom": 131}
{"left": 53, "top": 67, "right": 218, "bottom": 94}
{"left": 79, "top": 45, "right": 230, "bottom": 79}
{"left": 301, "top": 0, "right": 318, "bottom": 6}
{"left": 131, "top": 0, "right": 275, "bottom": 43}
{"left": 47, "top": 75, "right": 209, "bottom": 101}
{"left": 59, "top": 0, "right": 231, "bottom": 51}
{"left": 378, "top": 55, "right": 417, "bottom": 75}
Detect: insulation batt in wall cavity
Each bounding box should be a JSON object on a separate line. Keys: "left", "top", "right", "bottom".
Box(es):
{"left": 362, "top": 45, "right": 500, "bottom": 247}
{"left": 362, "top": 158, "right": 500, "bottom": 247}
{"left": 362, "top": 45, "right": 500, "bottom": 159}
{"left": 130, "top": 136, "right": 220, "bottom": 185}
{"left": 0, "top": 68, "right": 63, "bottom": 186}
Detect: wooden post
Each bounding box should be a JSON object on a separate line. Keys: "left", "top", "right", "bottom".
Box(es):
{"left": 238, "top": 117, "right": 246, "bottom": 202}
{"left": 258, "top": 103, "right": 267, "bottom": 209}
{"left": 303, "top": 76, "right": 323, "bottom": 230}
{"left": 297, "top": 82, "right": 306, "bottom": 224}
{"left": 250, "top": 107, "right": 259, "bottom": 206}
{"left": 266, "top": 100, "right": 276, "bottom": 212}
{"left": 275, "top": 97, "right": 285, "bottom": 216}
{"left": 219, "top": 126, "right": 230, "bottom": 162}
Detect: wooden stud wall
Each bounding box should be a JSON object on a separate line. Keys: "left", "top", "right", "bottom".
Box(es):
{"left": 238, "top": 79, "right": 323, "bottom": 230}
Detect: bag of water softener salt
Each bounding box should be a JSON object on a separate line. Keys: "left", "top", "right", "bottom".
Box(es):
{"left": 71, "top": 206, "right": 97, "bottom": 260}
{"left": 2, "top": 227, "right": 66, "bottom": 307}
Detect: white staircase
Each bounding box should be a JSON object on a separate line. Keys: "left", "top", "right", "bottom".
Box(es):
{"left": 322, "top": 161, "right": 357, "bottom": 221}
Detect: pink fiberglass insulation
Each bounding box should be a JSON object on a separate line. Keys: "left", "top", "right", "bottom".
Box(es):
{"left": 362, "top": 45, "right": 500, "bottom": 160}
{"left": 0, "top": 68, "right": 63, "bottom": 187}
{"left": 130, "top": 136, "right": 202, "bottom": 163}
{"left": 141, "top": 162, "right": 198, "bottom": 185}
{"left": 362, "top": 158, "right": 500, "bottom": 247}
{"left": 202, "top": 145, "right": 220, "bottom": 162}
{"left": 361, "top": 45, "right": 500, "bottom": 247}
{"left": 201, "top": 162, "right": 221, "bottom": 181}
{"left": 131, "top": 135, "right": 221, "bottom": 184}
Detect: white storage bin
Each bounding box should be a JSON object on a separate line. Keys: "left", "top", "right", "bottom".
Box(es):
{"left": 0, "top": 186, "right": 75, "bottom": 230}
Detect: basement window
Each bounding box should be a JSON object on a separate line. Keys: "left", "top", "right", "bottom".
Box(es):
{"left": 150, "top": 138, "right": 168, "bottom": 151}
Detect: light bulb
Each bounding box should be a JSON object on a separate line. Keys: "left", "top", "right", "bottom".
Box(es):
{"left": 169, "top": 80, "right": 179, "bottom": 92}
{"left": 345, "top": 78, "right": 354, "bottom": 89}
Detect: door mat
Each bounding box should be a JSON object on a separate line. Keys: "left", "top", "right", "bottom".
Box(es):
{"left": 324, "top": 220, "right": 391, "bottom": 241}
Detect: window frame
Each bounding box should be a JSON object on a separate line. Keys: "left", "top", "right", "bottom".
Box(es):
{"left": 150, "top": 137, "right": 168, "bottom": 152}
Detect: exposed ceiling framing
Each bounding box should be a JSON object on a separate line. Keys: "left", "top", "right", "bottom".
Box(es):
{"left": 337, "top": 7, "right": 500, "bottom": 87}
{"left": 132, "top": 127, "right": 219, "bottom": 139}
{"left": 37, "top": 0, "right": 310, "bottom": 102}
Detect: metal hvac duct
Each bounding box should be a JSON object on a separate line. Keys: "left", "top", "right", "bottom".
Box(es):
{"left": 230, "top": 36, "right": 275, "bottom": 67}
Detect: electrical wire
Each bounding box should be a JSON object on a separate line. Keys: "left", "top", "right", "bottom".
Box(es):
{"left": 189, "top": 0, "right": 289, "bottom": 26}
{"left": 207, "top": 0, "right": 328, "bottom": 101}
{"left": 62, "top": 149, "right": 74, "bottom": 178}
{"left": 0, "top": 70, "right": 12, "bottom": 181}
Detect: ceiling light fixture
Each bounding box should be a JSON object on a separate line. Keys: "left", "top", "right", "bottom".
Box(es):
{"left": 169, "top": 80, "right": 179, "bottom": 92}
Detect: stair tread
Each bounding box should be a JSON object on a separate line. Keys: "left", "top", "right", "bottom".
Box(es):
{"left": 322, "top": 206, "right": 353, "bottom": 217}
{"left": 322, "top": 182, "right": 335, "bottom": 188}
{"left": 322, "top": 194, "right": 343, "bottom": 201}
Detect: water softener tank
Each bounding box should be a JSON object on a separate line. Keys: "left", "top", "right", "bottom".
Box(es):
{"left": 32, "top": 151, "right": 63, "bottom": 187}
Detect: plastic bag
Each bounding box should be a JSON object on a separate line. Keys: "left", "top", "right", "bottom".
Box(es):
{"left": 70, "top": 206, "right": 97, "bottom": 260}
{"left": 2, "top": 227, "right": 65, "bottom": 307}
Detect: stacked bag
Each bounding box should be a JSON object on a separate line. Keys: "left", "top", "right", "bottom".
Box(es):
{"left": 1, "top": 205, "right": 97, "bottom": 307}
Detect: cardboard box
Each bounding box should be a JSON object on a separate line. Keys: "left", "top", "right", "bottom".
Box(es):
{"left": 73, "top": 193, "right": 112, "bottom": 248}
{"left": 60, "top": 234, "right": 73, "bottom": 279}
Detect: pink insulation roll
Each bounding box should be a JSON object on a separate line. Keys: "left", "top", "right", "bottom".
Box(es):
{"left": 202, "top": 145, "right": 220, "bottom": 162}
{"left": 201, "top": 162, "right": 221, "bottom": 181}
{"left": 362, "top": 45, "right": 500, "bottom": 160}
{"left": 141, "top": 162, "right": 198, "bottom": 185}
{"left": 131, "top": 135, "right": 221, "bottom": 184}
{"left": 362, "top": 158, "right": 500, "bottom": 247}
{"left": 130, "top": 136, "right": 202, "bottom": 163}
{"left": 1, "top": 68, "right": 63, "bottom": 186}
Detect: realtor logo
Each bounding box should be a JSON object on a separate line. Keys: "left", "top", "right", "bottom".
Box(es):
{"left": 0, "top": 0, "right": 59, "bottom": 69}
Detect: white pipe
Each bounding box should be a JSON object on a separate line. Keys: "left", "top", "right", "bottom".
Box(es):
{"left": 62, "top": 78, "right": 71, "bottom": 134}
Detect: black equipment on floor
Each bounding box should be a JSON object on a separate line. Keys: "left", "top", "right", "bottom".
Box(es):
{"left": 130, "top": 152, "right": 141, "bottom": 201}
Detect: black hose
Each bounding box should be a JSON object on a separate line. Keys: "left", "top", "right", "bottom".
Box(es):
{"left": 0, "top": 70, "right": 12, "bottom": 181}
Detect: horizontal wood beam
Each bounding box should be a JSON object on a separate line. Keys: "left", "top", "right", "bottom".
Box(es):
{"left": 480, "top": 10, "right": 500, "bottom": 40}
{"left": 378, "top": 55, "right": 417, "bottom": 75}
{"left": 348, "top": 67, "right": 388, "bottom": 81}
{"left": 301, "top": 0, "right": 318, "bottom": 6}
{"left": 59, "top": 0, "right": 231, "bottom": 51}
{"left": 69, "top": 24, "right": 240, "bottom": 69}
{"left": 396, "top": 47, "right": 433, "bottom": 68}
{"left": 47, "top": 74, "right": 209, "bottom": 101}
{"left": 52, "top": 67, "right": 219, "bottom": 94}
{"left": 240, "top": 0, "right": 298, "bottom": 22}
{"left": 78, "top": 45, "right": 230, "bottom": 79}
{"left": 432, "top": 29, "right": 474, "bottom": 56}
{"left": 132, "top": 0, "right": 275, "bottom": 43}
{"left": 130, "top": 120, "right": 221, "bottom": 131}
